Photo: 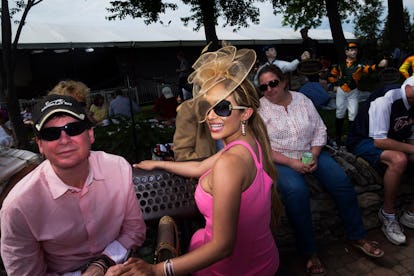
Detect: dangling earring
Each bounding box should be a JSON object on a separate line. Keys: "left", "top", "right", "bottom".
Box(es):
{"left": 241, "top": 121, "right": 247, "bottom": 136}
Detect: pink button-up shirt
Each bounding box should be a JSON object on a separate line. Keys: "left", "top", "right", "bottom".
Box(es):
{"left": 259, "top": 92, "right": 327, "bottom": 159}
{"left": 1, "top": 151, "right": 146, "bottom": 276}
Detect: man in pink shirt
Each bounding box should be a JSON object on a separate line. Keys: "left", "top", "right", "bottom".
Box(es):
{"left": 1, "top": 94, "right": 146, "bottom": 275}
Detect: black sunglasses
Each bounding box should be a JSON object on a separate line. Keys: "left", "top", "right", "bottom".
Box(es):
{"left": 210, "top": 99, "right": 247, "bottom": 117}
{"left": 259, "top": 79, "right": 280, "bottom": 92}
{"left": 38, "top": 121, "right": 88, "bottom": 141}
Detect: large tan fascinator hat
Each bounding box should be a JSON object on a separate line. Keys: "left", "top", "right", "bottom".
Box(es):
{"left": 187, "top": 45, "right": 256, "bottom": 121}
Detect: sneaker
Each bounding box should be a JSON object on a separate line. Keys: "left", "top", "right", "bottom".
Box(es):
{"left": 378, "top": 209, "right": 406, "bottom": 245}
{"left": 400, "top": 211, "right": 414, "bottom": 229}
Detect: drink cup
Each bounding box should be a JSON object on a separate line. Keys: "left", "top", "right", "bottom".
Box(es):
{"left": 302, "top": 151, "right": 313, "bottom": 165}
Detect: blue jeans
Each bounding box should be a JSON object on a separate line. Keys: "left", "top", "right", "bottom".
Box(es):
{"left": 276, "top": 151, "right": 366, "bottom": 255}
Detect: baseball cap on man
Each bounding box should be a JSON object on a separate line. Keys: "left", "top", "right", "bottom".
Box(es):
{"left": 33, "top": 94, "right": 90, "bottom": 132}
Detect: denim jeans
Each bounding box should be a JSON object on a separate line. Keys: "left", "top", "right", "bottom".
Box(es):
{"left": 276, "top": 151, "right": 366, "bottom": 255}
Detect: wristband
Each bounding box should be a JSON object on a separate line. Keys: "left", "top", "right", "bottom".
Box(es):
{"left": 163, "top": 259, "right": 175, "bottom": 276}
{"left": 99, "top": 254, "right": 116, "bottom": 267}
{"left": 87, "top": 255, "right": 115, "bottom": 274}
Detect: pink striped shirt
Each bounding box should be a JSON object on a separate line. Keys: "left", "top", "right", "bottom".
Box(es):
{"left": 1, "top": 151, "right": 146, "bottom": 275}
{"left": 259, "top": 92, "right": 327, "bottom": 159}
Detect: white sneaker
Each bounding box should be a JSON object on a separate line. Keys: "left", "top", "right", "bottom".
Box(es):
{"left": 378, "top": 209, "right": 406, "bottom": 245}
{"left": 400, "top": 211, "right": 414, "bottom": 229}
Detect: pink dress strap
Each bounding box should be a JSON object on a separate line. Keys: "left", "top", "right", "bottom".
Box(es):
{"left": 223, "top": 139, "right": 263, "bottom": 169}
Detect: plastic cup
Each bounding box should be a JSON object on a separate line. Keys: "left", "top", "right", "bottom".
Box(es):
{"left": 302, "top": 152, "right": 313, "bottom": 165}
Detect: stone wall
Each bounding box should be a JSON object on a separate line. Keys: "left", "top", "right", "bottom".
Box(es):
{"left": 276, "top": 146, "right": 414, "bottom": 251}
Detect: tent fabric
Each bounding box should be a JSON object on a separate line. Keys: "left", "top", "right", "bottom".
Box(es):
{"left": 1, "top": 22, "right": 356, "bottom": 49}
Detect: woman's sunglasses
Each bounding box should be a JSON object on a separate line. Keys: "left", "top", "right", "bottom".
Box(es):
{"left": 38, "top": 121, "right": 88, "bottom": 141}
{"left": 210, "top": 99, "right": 247, "bottom": 117}
{"left": 259, "top": 79, "right": 280, "bottom": 92}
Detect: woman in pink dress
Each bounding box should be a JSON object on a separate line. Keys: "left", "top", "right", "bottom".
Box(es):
{"left": 106, "top": 46, "right": 282, "bottom": 276}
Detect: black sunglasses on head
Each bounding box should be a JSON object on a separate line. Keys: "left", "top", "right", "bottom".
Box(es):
{"left": 38, "top": 121, "right": 88, "bottom": 141}
{"left": 210, "top": 99, "right": 248, "bottom": 117}
{"left": 259, "top": 79, "right": 280, "bottom": 92}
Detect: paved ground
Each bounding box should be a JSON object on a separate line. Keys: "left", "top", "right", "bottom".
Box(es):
{"left": 0, "top": 227, "right": 412, "bottom": 275}
{"left": 277, "top": 227, "right": 414, "bottom": 276}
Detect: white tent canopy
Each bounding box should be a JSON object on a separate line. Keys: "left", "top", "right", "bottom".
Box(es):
{"left": 3, "top": 21, "right": 356, "bottom": 49}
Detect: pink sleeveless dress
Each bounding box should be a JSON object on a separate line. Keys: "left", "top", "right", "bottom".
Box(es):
{"left": 189, "top": 140, "right": 279, "bottom": 275}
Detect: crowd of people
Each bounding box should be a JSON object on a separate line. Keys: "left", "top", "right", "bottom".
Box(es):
{"left": 1, "top": 35, "right": 414, "bottom": 276}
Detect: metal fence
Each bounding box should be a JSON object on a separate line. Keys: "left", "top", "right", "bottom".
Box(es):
{"left": 18, "top": 78, "right": 180, "bottom": 113}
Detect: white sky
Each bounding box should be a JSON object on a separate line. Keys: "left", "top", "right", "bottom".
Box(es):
{"left": 19, "top": 0, "right": 414, "bottom": 33}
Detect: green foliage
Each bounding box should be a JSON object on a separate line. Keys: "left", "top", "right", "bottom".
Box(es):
{"left": 381, "top": 7, "right": 413, "bottom": 51}
{"left": 353, "top": 0, "right": 384, "bottom": 41}
{"left": 92, "top": 114, "right": 175, "bottom": 164}
{"left": 409, "top": 13, "right": 414, "bottom": 50}
{"left": 106, "top": 0, "right": 264, "bottom": 31}
{"left": 106, "top": 0, "right": 178, "bottom": 24}
{"left": 270, "top": 0, "right": 360, "bottom": 30}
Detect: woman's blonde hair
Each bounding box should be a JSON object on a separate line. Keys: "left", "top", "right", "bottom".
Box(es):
{"left": 48, "top": 80, "right": 90, "bottom": 105}
{"left": 232, "top": 79, "right": 283, "bottom": 233}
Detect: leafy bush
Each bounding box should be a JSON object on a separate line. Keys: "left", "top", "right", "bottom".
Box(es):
{"left": 92, "top": 113, "right": 175, "bottom": 164}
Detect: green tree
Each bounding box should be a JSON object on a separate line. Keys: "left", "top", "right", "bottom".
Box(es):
{"left": 408, "top": 12, "right": 414, "bottom": 51}
{"left": 387, "top": 0, "right": 405, "bottom": 47}
{"left": 351, "top": 0, "right": 384, "bottom": 62}
{"left": 353, "top": 0, "right": 383, "bottom": 41}
{"left": 270, "top": 0, "right": 363, "bottom": 60}
{"left": 381, "top": 7, "right": 412, "bottom": 53}
{"left": 1, "top": 0, "right": 44, "bottom": 149}
{"left": 106, "top": 0, "right": 264, "bottom": 50}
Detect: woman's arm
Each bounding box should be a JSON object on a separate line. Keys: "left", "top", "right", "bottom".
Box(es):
{"left": 134, "top": 151, "right": 221, "bottom": 179}
{"left": 159, "top": 152, "right": 245, "bottom": 275}
{"left": 118, "top": 151, "right": 247, "bottom": 276}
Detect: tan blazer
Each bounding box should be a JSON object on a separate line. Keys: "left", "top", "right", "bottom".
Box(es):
{"left": 173, "top": 100, "right": 216, "bottom": 161}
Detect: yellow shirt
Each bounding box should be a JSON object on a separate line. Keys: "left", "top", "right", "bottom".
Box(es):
{"left": 89, "top": 104, "right": 108, "bottom": 123}
{"left": 399, "top": 55, "right": 414, "bottom": 79}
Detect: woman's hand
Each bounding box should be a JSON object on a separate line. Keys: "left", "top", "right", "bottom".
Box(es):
{"left": 133, "top": 160, "right": 160, "bottom": 171}
{"left": 105, "top": 258, "right": 156, "bottom": 276}
{"left": 307, "top": 159, "right": 318, "bottom": 173}
{"left": 289, "top": 159, "right": 315, "bottom": 174}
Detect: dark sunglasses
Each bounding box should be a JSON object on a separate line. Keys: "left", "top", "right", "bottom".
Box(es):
{"left": 259, "top": 79, "right": 280, "bottom": 92}
{"left": 38, "top": 121, "right": 88, "bottom": 141}
{"left": 210, "top": 99, "right": 247, "bottom": 117}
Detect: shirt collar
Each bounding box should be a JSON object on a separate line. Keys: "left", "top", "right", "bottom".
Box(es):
{"left": 46, "top": 152, "right": 104, "bottom": 199}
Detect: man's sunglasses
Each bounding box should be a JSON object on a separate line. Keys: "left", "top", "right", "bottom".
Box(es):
{"left": 38, "top": 121, "right": 88, "bottom": 141}
{"left": 210, "top": 99, "right": 247, "bottom": 117}
{"left": 259, "top": 79, "right": 280, "bottom": 92}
